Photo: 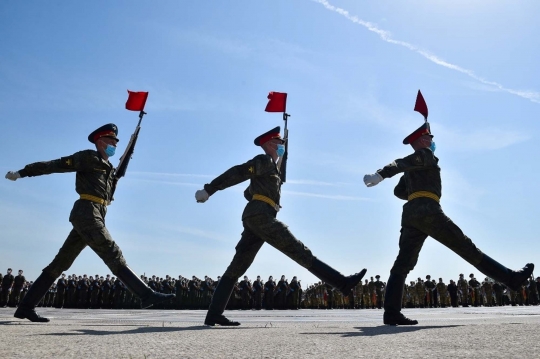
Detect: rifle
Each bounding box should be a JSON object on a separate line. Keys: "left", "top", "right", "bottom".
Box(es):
{"left": 110, "top": 110, "right": 146, "bottom": 201}
{"left": 276, "top": 112, "right": 290, "bottom": 183}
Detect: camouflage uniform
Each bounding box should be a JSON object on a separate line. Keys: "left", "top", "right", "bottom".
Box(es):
{"left": 457, "top": 275, "right": 469, "bottom": 307}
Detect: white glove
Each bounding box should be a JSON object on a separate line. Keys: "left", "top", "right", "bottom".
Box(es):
{"left": 363, "top": 173, "right": 383, "bottom": 187}
{"left": 5, "top": 171, "right": 21, "bottom": 181}
{"left": 195, "top": 189, "right": 209, "bottom": 203}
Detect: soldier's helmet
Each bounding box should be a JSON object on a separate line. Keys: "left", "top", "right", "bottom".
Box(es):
{"left": 18, "top": 270, "right": 23, "bottom": 274}
{"left": 375, "top": 275, "right": 380, "bottom": 279}
{"left": 469, "top": 273, "right": 474, "bottom": 278}
{"left": 459, "top": 273, "right": 464, "bottom": 277}
{"left": 426, "top": 275, "right": 431, "bottom": 279}
{"left": 418, "top": 277, "right": 422, "bottom": 281}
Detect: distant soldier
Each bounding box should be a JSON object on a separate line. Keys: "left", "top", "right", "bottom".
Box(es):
{"left": 289, "top": 276, "right": 301, "bottom": 310}
{"left": 424, "top": 275, "right": 435, "bottom": 308}
{"left": 239, "top": 276, "right": 252, "bottom": 310}
{"left": 252, "top": 276, "right": 264, "bottom": 310}
{"left": 264, "top": 276, "right": 276, "bottom": 310}
{"left": 354, "top": 281, "right": 364, "bottom": 309}
{"left": 78, "top": 274, "right": 90, "bottom": 309}
{"left": 457, "top": 274, "right": 469, "bottom": 307}
{"left": 368, "top": 277, "right": 377, "bottom": 309}
{"left": 447, "top": 279, "right": 458, "bottom": 307}
{"left": 362, "top": 279, "right": 371, "bottom": 309}
{"left": 55, "top": 273, "right": 68, "bottom": 308}
{"left": 1, "top": 268, "right": 14, "bottom": 307}
{"left": 374, "top": 275, "right": 385, "bottom": 309}
{"left": 101, "top": 274, "right": 112, "bottom": 309}
{"left": 10, "top": 270, "right": 26, "bottom": 307}
{"left": 66, "top": 274, "right": 77, "bottom": 308}
{"left": 436, "top": 278, "right": 448, "bottom": 308}
{"left": 469, "top": 274, "right": 481, "bottom": 307}
{"left": 89, "top": 275, "right": 101, "bottom": 308}
{"left": 415, "top": 278, "right": 424, "bottom": 308}
{"left": 276, "top": 275, "right": 288, "bottom": 309}
{"left": 482, "top": 279, "right": 494, "bottom": 306}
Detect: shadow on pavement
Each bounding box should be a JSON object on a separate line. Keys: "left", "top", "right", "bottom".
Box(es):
{"left": 301, "top": 325, "right": 464, "bottom": 337}
{"left": 40, "top": 325, "right": 256, "bottom": 336}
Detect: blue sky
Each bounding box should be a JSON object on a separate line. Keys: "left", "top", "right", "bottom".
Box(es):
{"left": 1, "top": 0, "right": 538, "bottom": 288}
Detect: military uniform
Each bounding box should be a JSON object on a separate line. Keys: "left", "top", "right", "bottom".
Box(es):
{"left": 1, "top": 270, "right": 14, "bottom": 307}
{"left": 10, "top": 271, "right": 26, "bottom": 307}
{"left": 252, "top": 277, "right": 264, "bottom": 310}
{"left": 364, "top": 93, "right": 533, "bottom": 325}
{"left": 424, "top": 276, "right": 435, "bottom": 308}
{"left": 374, "top": 275, "right": 385, "bottom": 309}
{"left": 469, "top": 276, "right": 481, "bottom": 307}
{"left": 447, "top": 280, "right": 458, "bottom": 307}
{"left": 263, "top": 277, "right": 276, "bottom": 310}
{"left": 55, "top": 275, "right": 67, "bottom": 308}
{"left": 436, "top": 278, "right": 449, "bottom": 308}
{"left": 457, "top": 274, "right": 469, "bottom": 307}
{"left": 8, "top": 124, "right": 173, "bottom": 322}
{"left": 200, "top": 126, "right": 366, "bottom": 326}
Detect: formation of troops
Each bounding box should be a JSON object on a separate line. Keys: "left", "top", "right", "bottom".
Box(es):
{"left": 3, "top": 267, "right": 539, "bottom": 311}
{"left": 3, "top": 91, "right": 535, "bottom": 325}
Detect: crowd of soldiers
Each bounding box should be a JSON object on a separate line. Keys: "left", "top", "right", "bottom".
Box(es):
{"left": 303, "top": 273, "right": 540, "bottom": 309}
{"left": 3, "top": 268, "right": 539, "bottom": 311}
{"left": 0, "top": 268, "right": 303, "bottom": 310}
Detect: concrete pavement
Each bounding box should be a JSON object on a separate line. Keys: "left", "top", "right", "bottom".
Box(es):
{"left": 1, "top": 306, "right": 539, "bottom": 358}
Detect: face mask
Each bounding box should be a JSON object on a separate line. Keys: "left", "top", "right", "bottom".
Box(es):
{"left": 276, "top": 144, "right": 285, "bottom": 157}
{"left": 430, "top": 141, "right": 436, "bottom": 153}
{"left": 105, "top": 144, "right": 116, "bottom": 157}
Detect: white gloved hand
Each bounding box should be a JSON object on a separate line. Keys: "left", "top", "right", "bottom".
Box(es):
{"left": 5, "top": 171, "right": 21, "bottom": 181}
{"left": 363, "top": 173, "right": 383, "bottom": 187}
{"left": 195, "top": 189, "right": 209, "bottom": 203}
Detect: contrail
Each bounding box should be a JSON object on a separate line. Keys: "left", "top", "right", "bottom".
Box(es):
{"left": 312, "top": 0, "right": 540, "bottom": 104}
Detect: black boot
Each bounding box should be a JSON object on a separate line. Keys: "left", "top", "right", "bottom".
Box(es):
{"left": 14, "top": 272, "right": 56, "bottom": 323}
{"left": 475, "top": 255, "right": 534, "bottom": 292}
{"left": 115, "top": 266, "right": 175, "bottom": 309}
{"left": 204, "top": 276, "right": 240, "bottom": 326}
{"left": 308, "top": 257, "right": 367, "bottom": 295}
{"left": 383, "top": 274, "right": 418, "bottom": 326}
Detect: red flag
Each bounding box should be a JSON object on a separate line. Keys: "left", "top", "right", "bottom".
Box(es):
{"left": 125, "top": 90, "right": 149, "bottom": 111}
{"left": 413, "top": 90, "right": 428, "bottom": 120}
{"left": 265, "top": 91, "right": 287, "bottom": 112}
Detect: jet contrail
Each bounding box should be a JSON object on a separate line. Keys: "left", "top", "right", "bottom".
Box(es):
{"left": 312, "top": 0, "right": 540, "bottom": 104}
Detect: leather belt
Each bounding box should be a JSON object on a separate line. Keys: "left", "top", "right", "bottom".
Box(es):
{"left": 252, "top": 194, "right": 280, "bottom": 212}
{"left": 80, "top": 194, "right": 108, "bottom": 206}
{"left": 408, "top": 191, "right": 440, "bottom": 203}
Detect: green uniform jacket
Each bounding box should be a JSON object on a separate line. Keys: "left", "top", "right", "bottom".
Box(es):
{"left": 18, "top": 149, "right": 115, "bottom": 220}
{"left": 376, "top": 148, "right": 441, "bottom": 200}
{"left": 203, "top": 154, "right": 281, "bottom": 220}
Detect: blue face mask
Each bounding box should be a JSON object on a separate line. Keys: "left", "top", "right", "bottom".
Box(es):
{"left": 104, "top": 144, "right": 116, "bottom": 157}
{"left": 430, "top": 141, "right": 436, "bottom": 153}
{"left": 276, "top": 144, "right": 285, "bottom": 157}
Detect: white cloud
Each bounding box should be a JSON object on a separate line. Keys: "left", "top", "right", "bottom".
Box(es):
{"left": 312, "top": 0, "right": 540, "bottom": 104}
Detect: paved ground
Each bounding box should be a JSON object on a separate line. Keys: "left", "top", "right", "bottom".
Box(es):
{"left": 1, "top": 306, "right": 539, "bottom": 358}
